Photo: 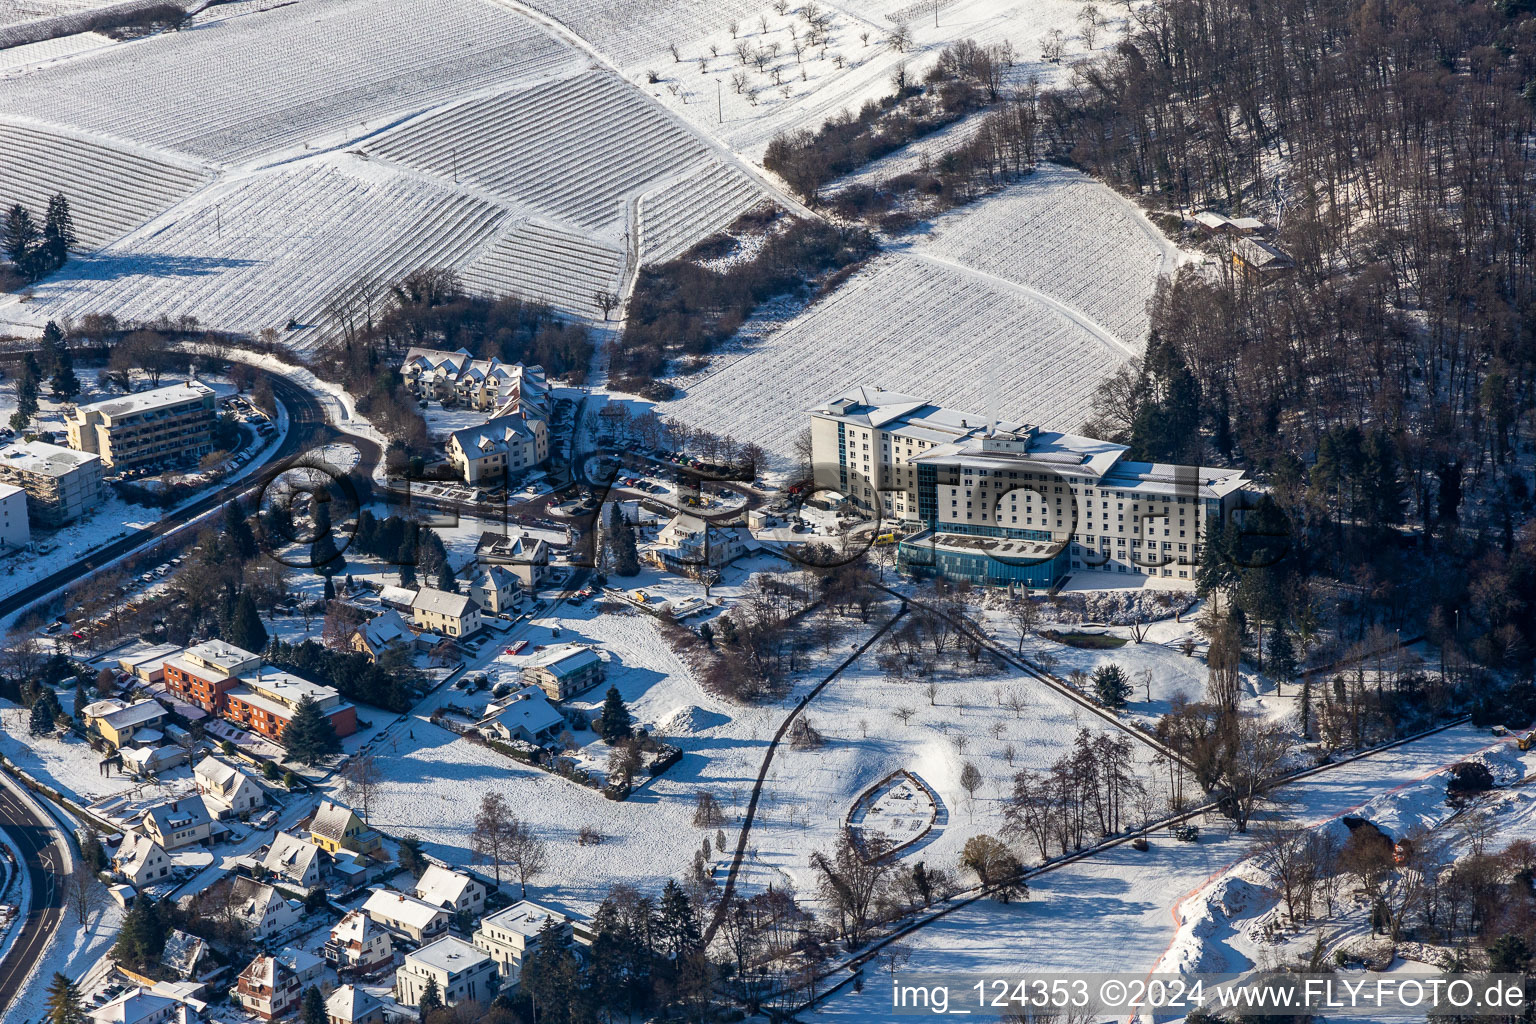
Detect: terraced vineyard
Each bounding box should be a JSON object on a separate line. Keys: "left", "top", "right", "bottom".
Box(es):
{"left": 0, "top": 0, "right": 579, "bottom": 163}
{"left": 0, "top": 31, "right": 112, "bottom": 74}
{"left": 519, "top": 0, "right": 761, "bottom": 67}
{"left": 365, "top": 69, "right": 721, "bottom": 235}
{"left": 919, "top": 164, "right": 1178, "bottom": 347}
{"left": 0, "top": 119, "right": 211, "bottom": 247}
{"left": 460, "top": 220, "right": 625, "bottom": 318}
{"left": 637, "top": 160, "right": 768, "bottom": 264}
{"left": 26, "top": 160, "right": 509, "bottom": 342}
{"left": 661, "top": 252, "right": 1126, "bottom": 463}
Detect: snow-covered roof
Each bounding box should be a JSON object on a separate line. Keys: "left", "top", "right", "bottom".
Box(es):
{"left": 0, "top": 439, "right": 101, "bottom": 477}
{"left": 450, "top": 412, "right": 539, "bottom": 458}
{"left": 310, "top": 800, "right": 361, "bottom": 843}
{"left": 359, "top": 608, "right": 413, "bottom": 649}
{"left": 523, "top": 644, "right": 601, "bottom": 678}
{"left": 406, "top": 934, "right": 490, "bottom": 974}
{"left": 160, "top": 929, "right": 206, "bottom": 979}
{"left": 414, "top": 864, "right": 479, "bottom": 909}
{"left": 193, "top": 753, "right": 240, "bottom": 793}
{"left": 325, "top": 985, "right": 382, "bottom": 1023}
{"left": 483, "top": 686, "right": 564, "bottom": 737}
{"left": 1234, "top": 235, "right": 1292, "bottom": 267}
{"left": 145, "top": 796, "right": 210, "bottom": 835}
{"left": 363, "top": 888, "right": 448, "bottom": 930}
{"left": 378, "top": 584, "right": 418, "bottom": 607}
{"left": 276, "top": 946, "right": 324, "bottom": 976}
{"left": 477, "top": 564, "right": 518, "bottom": 590}
{"left": 78, "top": 379, "right": 213, "bottom": 420}
{"left": 181, "top": 639, "right": 260, "bottom": 674}
{"left": 82, "top": 698, "right": 128, "bottom": 719}
{"left": 480, "top": 899, "right": 570, "bottom": 939}
{"left": 114, "top": 831, "right": 165, "bottom": 876}
{"left": 88, "top": 986, "right": 177, "bottom": 1024}
{"left": 330, "top": 908, "right": 385, "bottom": 945}
{"left": 229, "top": 878, "right": 284, "bottom": 925}
{"left": 1193, "top": 210, "right": 1232, "bottom": 229}
{"left": 237, "top": 953, "right": 292, "bottom": 991}
{"left": 98, "top": 699, "right": 166, "bottom": 731}
{"left": 412, "top": 587, "right": 475, "bottom": 618}
{"left": 262, "top": 831, "right": 319, "bottom": 879}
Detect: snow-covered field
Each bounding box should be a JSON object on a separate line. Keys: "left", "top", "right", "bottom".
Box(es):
{"left": 0, "top": 31, "right": 113, "bottom": 74}
{"left": 0, "top": 0, "right": 123, "bottom": 30}
{"left": 660, "top": 167, "right": 1175, "bottom": 462}
{"left": 813, "top": 725, "right": 1514, "bottom": 1021}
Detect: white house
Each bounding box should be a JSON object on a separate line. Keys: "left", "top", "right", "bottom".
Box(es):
{"left": 394, "top": 936, "right": 496, "bottom": 1008}
{"left": 324, "top": 909, "right": 393, "bottom": 973}
{"left": 277, "top": 946, "right": 333, "bottom": 994}
{"left": 447, "top": 413, "right": 549, "bottom": 485}
{"left": 471, "top": 901, "right": 585, "bottom": 982}
{"left": 193, "top": 754, "right": 265, "bottom": 818}
{"left": 88, "top": 986, "right": 183, "bottom": 1024}
{"left": 262, "top": 831, "right": 322, "bottom": 890}
{"left": 410, "top": 587, "right": 482, "bottom": 639}
{"left": 325, "top": 985, "right": 384, "bottom": 1024}
{"left": 112, "top": 832, "right": 172, "bottom": 889}
{"left": 118, "top": 745, "right": 186, "bottom": 777}
{"left": 483, "top": 534, "right": 548, "bottom": 589}
{"left": 479, "top": 687, "right": 564, "bottom": 745}
{"left": 141, "top": 796, "right": 212, "bottom": 850}
{"left": 651, "top": 512, "right": 747, "bottom": 571}
{"left": 362, "top": 888, "right": 449, "bottom": 942}
{"left": 468, "top": 565, "right": 520, "bottom": 615}
{"left": 414, "top": 864, "right": 486, "bottom": 916}
{"left": 228, "top": 877, "right": 302, "bottom": 942}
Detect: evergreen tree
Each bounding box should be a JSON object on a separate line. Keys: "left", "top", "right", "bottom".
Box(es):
{"left": 436, "top": 562, "right": 458, "bottom": 593}
{"left": 587, "top": 898, "right": 638, "bottom": 1019}
{"left": 113, "top": 896, "right": 166, "bottom": 969}
{"left": 283, "top": 694, "right": 341, "bottom": 765}
{"left": 597, "top": 686, "right": 632, "bottom": 743}
{"left": 323, "top": 576, "right": 336, "bottom": 602}
{"left": 44, "top": 972, "right": 83, "bottom": 1024}
{"left": 1128, "top": 332, "right": 1201, "bottom": 464}
{"left": 399, "top": 561, "right": 417, "bottom": 588}
{"left": 50, "top": 347, "right": 80, "bottom": 401}
{"left": 520, "top": 917, "right": 583, "bottom": 1024}
{"left": 1265, "top": 628, "right": 1298, "bottom": 693}
{"left": 228, "top": 592, "right": 268, "bottom": 652}
{"left": 656, "top": 879, "right": 700, "bottom": 957}
{"left": 39, "top": 320, "right": 64, "bottom": 376}
{"left": 1297, "top": 675, "right": 1313, "bottom": 739}
{"left": 300, "top": 985, "right": 325, "bottom": 1024}
{"left": 73, "top": 679, "right": 88, "bottom": 730}
{"left": 4, "top": 204, "right": 37, "bottom": 268}
{"left": 12, "top": 353, "right": 40, "bottom": 433}
{"left": 29, "top": 688, "right": 61, "bottom": 735}
{"left": 225, "top": 498, "right": 259, "bottom": 560}
{"left": 42, "top": 194, "right": 75, "bottom": 271}
{"left": 397, "top": 833, "right": 427, "bottom": 877}
{"left": 417, "top": 976, "right": 443, "bottom": 1021}
{"left": 1092, "top": 663, "right": 1132, "bottom": 708}
{"left": 608, "top": 504, "right": 640, "bottom": 576}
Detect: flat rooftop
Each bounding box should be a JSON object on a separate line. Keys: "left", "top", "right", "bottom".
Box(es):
{"left": 481, "top": 900, "right": 568, "bottom": 939}
{"left": 0, "top": 439, "right": 101, "bottom": 477}
{"left": 79, "top": 380, "right": 213, "bottom": 420}
{"left": 902, "top": 528, "right": 1066, "bottom": 563}
{"left": 407, "top": 935, "right": 489, "bottom": 973}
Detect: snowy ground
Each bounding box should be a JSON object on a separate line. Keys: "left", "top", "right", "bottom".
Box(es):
{"left": 812, "top": 724, "right": 1514, "bottom": 1021}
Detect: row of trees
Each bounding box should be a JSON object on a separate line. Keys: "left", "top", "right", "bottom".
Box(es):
{"left": 1005, "top": 728, "right": 1143, "bottom": 856}
{"left": 3, "top": 195, "right": 74, "bottom": 284}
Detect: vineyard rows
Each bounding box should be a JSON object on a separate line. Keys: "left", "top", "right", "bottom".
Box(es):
{"left": 918, "top": 164, "right": 1179, "bottom": 348}
{"left": 0, "top": 119, "right": 210, "bottom": 247}
{"left": 661, "top": 252, "right": 1125, "bottom": 463}
{"left": 0, "top": 0, "right": 578, "bottom": 163}
{"left": 365, "top": 69, "right": 721, "bottom": 236}
{"left": 519, "top": 0, "right": 762, "bottom": 68}
{"left": 637, "top": 160, "right": 768, "bottom": 264}
{"left": 460, "top": 220, "right": 624, "bottom": 319}
{"left": 0, "top": 0, "right": 142, "bottom": 38}
{"left": 0, "top": 30, "right": 112, "bottom": 74}
{"left": 25, "top": 160, "right": 509, "bottom": 344}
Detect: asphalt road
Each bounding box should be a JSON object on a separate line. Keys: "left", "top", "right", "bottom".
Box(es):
{"left": 0, "top": 368, "right": 379, "bottom": 622}
{"left": 0, "top": 778, "right": 65, "bottom": 1018}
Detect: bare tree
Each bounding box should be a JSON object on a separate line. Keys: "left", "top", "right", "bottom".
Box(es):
{"left": 68, "top": 857, "right": 95, "bottom": 925}
{"left": 888, "top": 20, "right": 912, "bottom": 53}
{"left": 1040, "top": 27, "right": 1066, "bottom": 62}
{"left": 1077, "top": 3, "right": 1103, "bottom": 49}
{"left": 471, "top": 792, "right": 511, "bottom": 882}
{"left": 893, "top": 706, "right": 916, "bottom": 725}
{"left": 504, "top": 816, "right": 547, "bottom": 899}
{"left": 340, "top": 753, "right": 382, "bottom": 823}
{"left": 594, "top": 291, "right": 620, "bottom": 320}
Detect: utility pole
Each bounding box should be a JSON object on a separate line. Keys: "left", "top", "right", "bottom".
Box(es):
{"left": 934, "top": 0, "right": 938, "bottom": 27}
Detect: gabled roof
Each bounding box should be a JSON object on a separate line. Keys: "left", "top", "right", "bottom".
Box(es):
{"left": 415, "top": 864, "right": 479, "bottom": 909}
{"left": 450, "top": 412, "right": 539, "bottom": 458}
{"left": 523, "top": 644, "right": 601, "bottom": 678}
{"left": 411, "top": 587, "right": 475, "bottom": 619}
{"left": 229, "top": 877, "right": 285, "bottom": 925}
{"left": 359, "top": 608, "right": 413, "bottom": 649}
{"left": 476, "top": 565, "right": 518, "bottom": 591}
{"left": 114, "top": 832, "right": 165, "bottom": 876}
{"left": 160, "top": 929, "right": 207, "bottom": 979}
{"left": 483, "top": 686, "right": 564, "bottom": 737}
{"left": 145, "top": 796, "right": 211, "bottom": 836}
{"left": 99, "top": 699, "right": 166, "bottom": 731}
{"left": 193, "top": 753, "right": 241, "bottom": 793}
{"left": 309, "top": 800, "right": 361, "bottom": 843}
{"left": 326, "top": 985, "right": 382, "bottom": 1023}
{"left": 88, "top": 986, "right": 177, "bottom": 1024}
{"left": 362, "top": 888, "right": 448, "bottom": 930}
{"left": 262, "top": 831, "right": 319, "bottom": 880}
{"left": 237, "top": 953, "right": 294, "bottom": 991}
{"left": 330, "top": 908, "right": 386, "bottom": 946}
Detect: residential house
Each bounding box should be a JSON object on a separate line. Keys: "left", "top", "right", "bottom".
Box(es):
{"left": 468, "top": 565, "right": 520, "bottom": 615}
{"left": 228, "top": 877, "right": 302, "bottom": 942}
{"left": 309, "top": 800, "right": 381, "bottom": 857}
{"left": 446, "top": 413, "right": 549, "bottom": 485}
{"left": 277, "top": 946, "right": 333, "bottom": 994}
{"left": 118, "top": 745, "right": 186, "bottom": 777}
{"left": 325, "top": 985, "right": 384, "bottom": 1024}
{"left": 159, "top": 930, "right": 210, "bottom": 982}
{"left": 348, "top": 609, "right": 414, "bottom": 662}
{"left": 393, "top": 936, "right": 496, "bottom": 1008}
{"left": 400, "top": 348, "right": 550, "bottom": 418}
{"left": 361, "top": 889, "right": 449, "bottom": 943}
{"left": 650, "top": 512, "right": 747, "bottom": 571}
{"left": 112, "top": 832, "right": 172, "bottom": 889}
{"left": 481, "top": 534, "right": 548, "bottom": 589}
{"left": 479, "top": 687, "right": 564, "bottom": 745}
{"left": 163, "top": 640, "right": 262, "bottom": 714}
{"left": 232, "top": 954, "right": 301, "bottom": 1020}
{"left": 193, "top": 754, "right": 265, "bottom": 819}
{"left": 117, "top": 643, "right": 181, "bottom": 684}
{"left": 519, "top": 644, "right": 605, "bottom": 701}
{"left": 324, "top": 909, "right": 393, "bottom": 973}
{"left": 141, "top": 796, "right": 212, "bottom": 851}
{"left": 262, "top": 831, "right": 322, "bottom": 890}
{"left": 472, "top": 901, "right": 588, "bottom": 983}
{"left": 414, "top": 864, "right": 486, "bottom": 916}
{"left": 410, "top": 587, "right": 482, "bottom": 639}
{"left": 87, "top": 987, "right": 183, "bottom": 1024}
{"left": 224, "top": 669, "right": 357, "bottom": 743}
{"left": 1231, "top": 236, "right": 1294, "bottom": 284}
{"left": 86, "top": 698, "right": 168, "bottom": 749}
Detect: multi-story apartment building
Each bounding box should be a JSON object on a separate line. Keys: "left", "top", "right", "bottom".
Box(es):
{"left": 66, "top": 379, "right": 216, "bottom": 471}
{"left": 446, "top": 413, "right": 549, "bottom": 485}
{"left": 400, "top": 347, "right": 551, "bottom": 417}
{"left": 809, "top": 388, "right": 1251, "bottom": 588}
{"left": 164, "top": 640, "right": 262, "bottom": 713}
{"left": 394, "top": 936, "right": 496, "bottom": 1008}
{"left": 471, "top": 900, "right": 590, "bottom": 983}
{"left": 0, "top": 483, "right": 28, "bottom": 551}
{"left": 0, "top": 439, "right": 104, "bottom": 525}
{"left": 165, "top": 640, "right": 357, "bottom": 741}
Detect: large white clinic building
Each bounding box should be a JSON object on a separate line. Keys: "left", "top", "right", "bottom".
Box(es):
{"left": 809, "top": 387, "right": 1253, "bottom": 588}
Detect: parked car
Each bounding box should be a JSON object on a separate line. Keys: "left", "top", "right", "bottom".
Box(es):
{"left": 1173, "top": 824, "right": 1200, "bottom": 843}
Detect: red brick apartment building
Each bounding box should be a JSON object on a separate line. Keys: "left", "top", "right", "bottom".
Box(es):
{"left": 165, "top": 640, "right": 357, "bottom": 742}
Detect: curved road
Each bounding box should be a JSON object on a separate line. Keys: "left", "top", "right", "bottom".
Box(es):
{"left": 0, "top": 368, "right": 379, "bottom": 621}
{"left": 0, "top": 778, "right": 66, "bottom": 1016}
